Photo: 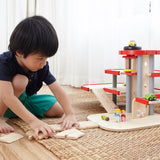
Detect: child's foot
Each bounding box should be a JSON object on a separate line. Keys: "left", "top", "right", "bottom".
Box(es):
{"left": 0, "top": 119, "right": 14, "bottom": 133}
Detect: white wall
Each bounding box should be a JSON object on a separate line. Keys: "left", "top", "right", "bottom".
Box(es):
{"left": 1, "top": 0, "right": 160, "bottom": 88}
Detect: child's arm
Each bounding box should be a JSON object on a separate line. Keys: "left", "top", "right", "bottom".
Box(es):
{"left": 48, "top": 81, "right": 78, "bottom": 129}
{"left": 0, "top": 81, "right": 54, "bottom": 139}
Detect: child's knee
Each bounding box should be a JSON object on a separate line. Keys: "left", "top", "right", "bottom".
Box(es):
{"left": 44, "top": 103, "right": 64, "bottom": 117}
{"left": 12, "top": 74, "right": 28, "bottom": 96}
{"left": 54, "top": 103, "right": 64, "bottom": 117}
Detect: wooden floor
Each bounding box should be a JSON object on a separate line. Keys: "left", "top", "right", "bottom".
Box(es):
{"left": 0, "top": 85, "right": 77, "bottom": 160}
{"left": 0, "top": 123, "right": 59, "bottom": 160}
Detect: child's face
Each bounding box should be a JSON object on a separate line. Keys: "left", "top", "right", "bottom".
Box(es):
{"left": 16, "top": 52, "right": 48, "bottom": 72}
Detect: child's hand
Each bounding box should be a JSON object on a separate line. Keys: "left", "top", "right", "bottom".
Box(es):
{"left": 29, "top": 119, "right": 55, "bottom": 140}
{"left": 58, "top": 114, "right": 79, "bottom": 130}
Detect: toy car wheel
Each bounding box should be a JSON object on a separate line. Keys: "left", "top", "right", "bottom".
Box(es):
{"left": 149, "top": 97, "right": 152, "bottom": 101}
{"left": 153, "top": 97, "right": 156, "bottom": 101}
{"left": 123, "top": 46, "right": 142, "bottom": 50}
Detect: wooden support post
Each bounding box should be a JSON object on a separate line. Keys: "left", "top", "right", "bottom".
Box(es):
{"left": 125, "top": 58, "right": 130, "bottom": 69}
{"left": 131, "top": 58, "right": 137, "bottom": 73}
{"left": 130, "top": 57, "right": 137, "bottom": 111}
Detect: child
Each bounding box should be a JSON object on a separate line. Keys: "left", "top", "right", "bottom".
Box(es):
{"left": 0, "top": 16, "right": 78, "bottom": 140}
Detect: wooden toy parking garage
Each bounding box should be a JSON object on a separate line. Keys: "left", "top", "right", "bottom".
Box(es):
{"left": 81, "top": 48, "right": 160, "bottom": 131}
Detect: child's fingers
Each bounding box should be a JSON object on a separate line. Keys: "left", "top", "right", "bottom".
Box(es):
{"left": 34, "top": 126, "right": 55, "bottom": 140}
{"left": 34, "top": 128, "right": 48, "bottom": 140}
{"left": 57, "top": 120, "right": 63, "bottom": 124}
{"left": 42, "top": 128, "right": 49, "bottom": 139}
{"left": 62, "top": 121, "right": 73, "bottom": 130}
{"left": 34, "top": 128, "right": 39, "bottom": 140}
{"left": 46, "top": 126, "right": 55, "bottom": 137}
{"left": 38, "top": 128, "right": 48, "bottom": 139}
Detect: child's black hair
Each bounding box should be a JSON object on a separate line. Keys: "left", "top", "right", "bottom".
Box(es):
{"left": 8, "top": 15, "right": 58, "bottom": 58}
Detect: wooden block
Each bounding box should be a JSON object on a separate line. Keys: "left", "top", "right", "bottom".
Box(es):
{"left": 26, "top": 131, "right": 45, "bottom": 140}
{"left": 26, "top": 121, "right": 97, "bottom": 140}
{"left": 77, "top": 121, "right": 99, "bottom": 129}
{"left": 0, "top": 133, "right": 23, "bottom": 143}
{"left": 67, "top": 130, "right": 84, "bottom": 139}
{"left": 132, "top": 98, "right": 148, "bottom": 119}
{"left": 49, "top": 124, "right": 63, "bottom": 132}
{"left": 52, "top": 121, "right": 98, "bottom": 131}
{"left": 51, "top": 121, "right": 99, "bottom": 131}
{"left": 54, "top": 128, "right": 84, "bottom": 140}
{"left": 25, "top": 130, "right": 34, "bottom": 140}
{"left": 131, "top": 75, "right": 137, "bottom": 112}
{"left": 26, "top": 124, "right": 64, "bottom": 140}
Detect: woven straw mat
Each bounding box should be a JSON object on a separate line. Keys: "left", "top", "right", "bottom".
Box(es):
{"left": 9, "top": 88, "right": 160, "bottom": 160}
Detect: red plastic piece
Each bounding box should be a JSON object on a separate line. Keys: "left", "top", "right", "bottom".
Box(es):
{"left": 154, "top": 88, "right": 160, "bottom": 91}
{"left": 119, "top": 50, "right": 160, "bottom": 56}
{"left": 119, "top": 50, "right": 146, "bottom": 55}
{"left": 122, "top": 72, "right": 137, "bottom": 76}
{"left": 81, "top": 83, "right": 116, "bottom": 92}
{"left": 145, "top": 50, "right": 157, "bottom": 55}
{"left": 135, "top": 97, "right": 149, "bottom": 105}
{"left": 81, "top": 82, "right": 124, "bottom": 92}
{"left": 155, "top": 94, "right": 160, "bottom": 99}
{"left": 103, "top": 88, "right": 120, "bottom": 95}
{"left": 81, "top": 85, "right": 90, "bottom": 92}
{"left": 151, "top": 70, "right": 160, "bottom": 77}
{"left": 105, "top": 69, "right": 123, "bottom": 75}
{"left": 105, "top": 69, "right": 137, "bottom": 76}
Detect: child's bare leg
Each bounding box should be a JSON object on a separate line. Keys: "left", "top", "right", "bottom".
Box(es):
{"left": 44, "top": 102, "right": 64, "bottom": 117}
{"left": 0, "top": 74, "right": 28, "bottom": 133}
{"left": 0, "top": 103, "right": 14, "bottom": 133}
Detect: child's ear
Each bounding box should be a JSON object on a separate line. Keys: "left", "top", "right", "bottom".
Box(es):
{"left": 16, "top": 50, "right": 24, "bottom": 58}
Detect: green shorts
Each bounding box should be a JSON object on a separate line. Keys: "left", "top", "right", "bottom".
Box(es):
{"left": 4, "top": 91, "right": 57, "bottom": 118}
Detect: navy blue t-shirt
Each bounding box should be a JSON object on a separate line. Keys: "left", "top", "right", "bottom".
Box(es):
{"left": 0, "top": 51, "right": 56, "bottom": 96}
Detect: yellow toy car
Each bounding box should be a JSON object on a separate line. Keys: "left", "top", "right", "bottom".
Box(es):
{"left": 128, "top": 40, "right": 136, "bottom": 47}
